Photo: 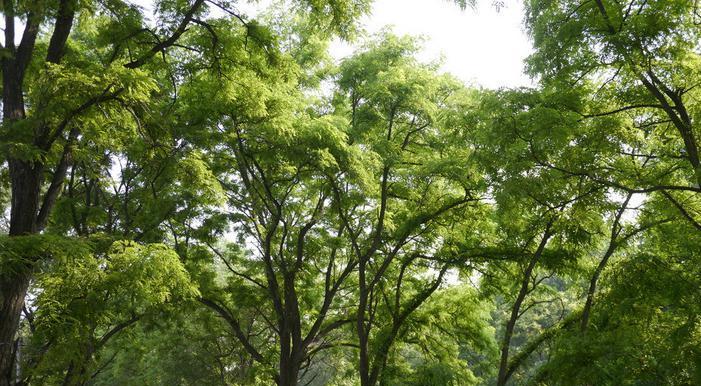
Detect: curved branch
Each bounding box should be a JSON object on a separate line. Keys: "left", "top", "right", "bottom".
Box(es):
{"left": 124, "top": 0, "right": 206, "bottom": 69}
{"left": 198, "top": 297, "right": 267, "bottom": 364}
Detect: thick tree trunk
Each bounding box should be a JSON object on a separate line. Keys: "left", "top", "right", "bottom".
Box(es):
{"left": 0, "top": 274, "right": 30, "bottom": 386}
{"left": 277, "top": 325, "right": 299, "bottom": 386}
{"left": 0, "top": 52, "right": 42, "bottom": 385}
{"left": 278, "top": 356, "right": 300, "bottom": 386}
{"left": 0, "top": 167, "right": 43, "bottom": 386}
{"left": 276, "top": 322, "right": 303, "bottom": 386}
{"left": 278, "top": 278, "right": 303, "bottom": 386}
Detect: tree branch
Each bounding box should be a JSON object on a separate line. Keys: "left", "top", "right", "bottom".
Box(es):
{"left": 46, "top": 0, "right": 76, "bottom": 64}
{"left": 198, "top": 297, "right": 267, "bottom": 364}
{"left": 124, "top": 0, "right": 206, "bottom": 69}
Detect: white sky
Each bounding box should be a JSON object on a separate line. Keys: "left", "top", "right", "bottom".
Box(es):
{"left": 328, "top": 0, "right": 534, "bottom": 89}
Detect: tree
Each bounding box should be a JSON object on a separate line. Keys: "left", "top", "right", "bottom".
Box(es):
{"left": 525, "top": 0, "right": 701, "bottom": 217}
{"left": 19, "top": 241, "right": 197, "bottom": 386}
{"left": 536, "top": 202, "right": 701, "bottom": 385}
{"left": 0, "top": 0, "right": 211, "bottom": 380}
{"left": 3, "top": 0, "right": 700, "bottom": 384}
{"left": 331, "top": 33, "right": 486, "bottom": 386}
{"left": 0, "top": 0, "right": 370, "bottom": 383}
{"left": 380, "top": 285, "right": 497, "bottom": 386}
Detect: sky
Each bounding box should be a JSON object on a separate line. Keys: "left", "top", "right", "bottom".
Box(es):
{"left": 326, "top": 0, "right": 534, "bottom": 89}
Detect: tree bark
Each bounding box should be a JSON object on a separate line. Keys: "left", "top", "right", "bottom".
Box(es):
{"left": 496, "top": 224, "right": 553, "bottom": 386}
{"left": 0, "top": 273, "right": 31, "bottom": 386}
{"left": 0, "top": 32, "right": 41, "bottom": 386}
{"left": 357, "top": 258, "right": 371, "bottom": 386}
{"left": 580, "top": 243, "right": 615, "bottom": 332}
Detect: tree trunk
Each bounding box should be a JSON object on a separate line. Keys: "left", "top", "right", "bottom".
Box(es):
{"left": 357, "top": 259, "right": 371, "bottom": 386}
{"left": 496, "top": 227, "right": 552, "bottom": 386}
{"left": 0, "top": 169, "right": 42, "bottom": 385}
{"left": 274, "top": 271, "right": 304, "bottom": 386}
{"left": 580, "top": 243, "right": 615, "bottom": 332}
{"left": 278, "top": 357, "right": 300, "bottom": 386}
{"left": 0, "top": 51, "right": 42, "bottom": 385}
{"left": 0, "top": 273, "right": 30, "bottom": 386}
{"left": 277, "top": 325, "right": 302, "bottom": 386}
{"left": 277, "top": 324, "right": 301, "bottom": 386}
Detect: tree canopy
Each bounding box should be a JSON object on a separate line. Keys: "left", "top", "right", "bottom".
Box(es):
{"left": 0, "top": 0, "right": 699, "bottom": 385}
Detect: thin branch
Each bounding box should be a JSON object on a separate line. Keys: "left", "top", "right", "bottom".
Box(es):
{"left": 124, "top": 0, "right": 206, "bottom": 69}
{"left": 198, "top": 297, "right": 267, "bottom": 364}
{"left": 661, "top": 191, "right": 701, "bottom": 231}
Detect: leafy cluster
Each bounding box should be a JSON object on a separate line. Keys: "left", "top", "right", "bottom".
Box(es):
{"left": 1, "top": 0, "right": 700, "bottom": 386}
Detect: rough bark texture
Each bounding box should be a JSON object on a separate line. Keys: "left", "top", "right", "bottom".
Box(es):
{"left": 0, "top": 22, "right": 39, "bottom": 384}
{"left": 0, "top": 274, "right": 30, "bottom": 386}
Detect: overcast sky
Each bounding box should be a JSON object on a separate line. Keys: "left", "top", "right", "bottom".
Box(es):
{"left": 327, "top": 0, "right": 534, "bottom": 89}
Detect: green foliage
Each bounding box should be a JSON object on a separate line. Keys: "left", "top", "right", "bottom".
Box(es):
{"left": 23, "top": 241, "right": 198, "bottom": 384}
{"left": 3, "top": 1, "right": 700, "bottom": 385}
{"left": 0, "top": 235, "right": 92, "bottom": 277}
{"left": 382, "top": 286, "right": 498, "bottom": 386}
